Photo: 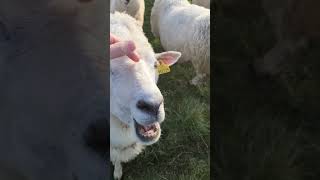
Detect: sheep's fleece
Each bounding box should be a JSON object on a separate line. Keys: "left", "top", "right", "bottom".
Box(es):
{"left": 192, "top": 0, "right": 210, "bottom": 9}
{"left": 110, "top": 0, "right": 145, "bottom": 26}
{"left": 151, "top": 0, "right": 210, "bottom": 85}
{"left": 109, "top": 11, "right": 181, "bottom": 179}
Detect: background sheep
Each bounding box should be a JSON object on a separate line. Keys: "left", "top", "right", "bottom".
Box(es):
{"left": 192, "top": 0, "right": 210, "bottom": 9}
{"left": 110, "top": 12, "right": 181, "bottom": 179}
{"left": 110, "top": 0, "right": 145, "bottom": 26}
{"left": 151, "top": 0, "right": 210, "bottom": 85}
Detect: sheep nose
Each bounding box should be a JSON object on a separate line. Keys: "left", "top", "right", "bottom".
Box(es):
{"left": 136, "top": 100, "right": 162, "bottom": 116}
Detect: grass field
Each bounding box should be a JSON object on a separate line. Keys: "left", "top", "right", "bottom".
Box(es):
{"left": 116, "top": 0, "right": 211, "bottom": 179}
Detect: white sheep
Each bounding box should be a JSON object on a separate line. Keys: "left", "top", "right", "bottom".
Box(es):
{"left": 110, "top": 12, "right": 181, "bottom": 179}
{"left": 110, "top": 0, "right": 145, "bottom": 26}
{"left": 151, "top": 0, "right": 210, "bottom": 85}
{"left": 192, "top": 0, "right": 210, "bottom": 9}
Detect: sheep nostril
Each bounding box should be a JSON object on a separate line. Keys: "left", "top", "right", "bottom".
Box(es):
{"left": 136, "top": 100, "right": 160, "bottom": 115}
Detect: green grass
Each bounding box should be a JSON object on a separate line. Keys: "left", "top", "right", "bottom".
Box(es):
{"left": 119, "top": 0, "right": 210, "bottom": 179}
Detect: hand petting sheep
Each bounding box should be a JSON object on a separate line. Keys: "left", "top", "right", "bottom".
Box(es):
{"left": 110, "top": 12, "right": 181, "bottom": 180}
{"left": 109, "top": 0, "right": 210, "bottom": 178}
{"left": 110, "top": 33, "right": 140, "bottom": 62}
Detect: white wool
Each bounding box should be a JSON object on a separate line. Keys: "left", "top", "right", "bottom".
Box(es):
{"left": 110, "top": 0, "right": 145, "bottom": 26}
{"left": 109, "top": 12, "right": 153, "bottom": 179}
{"left": 109, "top": 12, "right": 181, "bottom": 179}
{"left": 192, "top": 0, "right": 210, "bottom": 9}
{"left": 110, "top": 114, "right": 145, "bottom": 179}
{"left": 151, "top": 0, "right": 210, "bottom": 85}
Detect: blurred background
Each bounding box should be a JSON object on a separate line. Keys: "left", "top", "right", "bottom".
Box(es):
{"left": 213, "top": 0, "right": 320, "bottom": 179}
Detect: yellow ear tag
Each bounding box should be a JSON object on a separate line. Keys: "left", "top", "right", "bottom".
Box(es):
{"left": 157, "top": 60, "right": 170, "bottom": 75}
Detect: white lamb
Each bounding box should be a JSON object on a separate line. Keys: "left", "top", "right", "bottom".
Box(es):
{"left": 192, "top": 0, "right": 210, "bottom": 9}
{"left": 110, "top": 0, "right": 145, "bottom": 26}
{"left": 110, "top": 12, "right": 181, "bottom": 179}
{"left": 151, "top": 0, "right": 210, "bottom": 85}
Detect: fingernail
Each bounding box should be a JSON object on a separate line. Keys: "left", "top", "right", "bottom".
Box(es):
{"left": 127, "top": 52, "right": 140, "bottom": 62}
{"left": 132, "top": 58, "right": 140, "bottom": 62}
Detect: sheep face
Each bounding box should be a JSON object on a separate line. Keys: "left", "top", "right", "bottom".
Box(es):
{"left": 110, "top": 51, "right": 180, "bottom": 145}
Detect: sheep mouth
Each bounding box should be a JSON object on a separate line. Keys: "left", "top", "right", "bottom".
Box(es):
{"left": 133, "top": 119, "right": 160, "bottom": 142}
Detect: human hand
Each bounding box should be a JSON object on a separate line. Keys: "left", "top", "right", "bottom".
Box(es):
{"left": 110, "top": 33, "right": 140, "bottom": 62}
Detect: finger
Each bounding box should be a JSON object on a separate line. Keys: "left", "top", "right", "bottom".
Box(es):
{"left": 110, "top": 33, "right": 120, "bottom": 44}
{"left": 127, "top": 51, "right": 140, "bottom": 62}
{"left": 124, "top": 41, "right": 140, "bottom": 61}
{"left": 110, "top": 41, "right": 136, "bottom": 60}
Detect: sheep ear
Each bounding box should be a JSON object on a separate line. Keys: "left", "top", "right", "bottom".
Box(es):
{"left": 155, "top": 51, "right": 181, "bottom": 66}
